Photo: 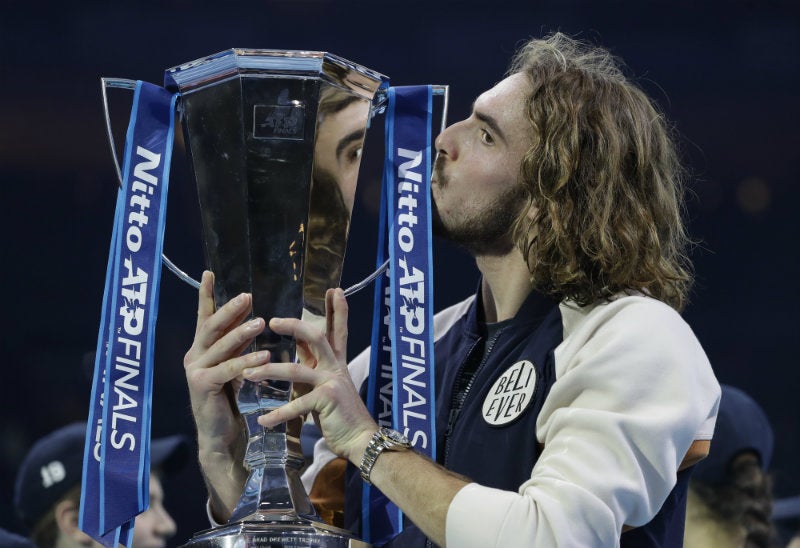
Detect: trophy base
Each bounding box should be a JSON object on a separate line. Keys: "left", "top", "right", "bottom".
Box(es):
{"left": 180, "top": 519, "right": 371, "bottom": 548}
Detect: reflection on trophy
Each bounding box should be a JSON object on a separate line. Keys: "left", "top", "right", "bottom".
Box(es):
{"left": 304, "top": 86, "right": 372, "bottom": 316}
{"left": 164, "top": 49, "right": 388, "bottom": 547}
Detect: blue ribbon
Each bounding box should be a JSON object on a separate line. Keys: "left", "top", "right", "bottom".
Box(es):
{"left": 80, "top": 81, "right": 177, "bottom": 548}
{"left": 364, "top": 85, "right": 436, "bottom": 545}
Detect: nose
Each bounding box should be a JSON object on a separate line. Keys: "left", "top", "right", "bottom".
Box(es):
{"left": 435, "top": 120, "right": 462, "bottom": 161}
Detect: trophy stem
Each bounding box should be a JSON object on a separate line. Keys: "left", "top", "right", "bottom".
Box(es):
{"left": 230, "top": 404, "right": 314, "bottom": 522}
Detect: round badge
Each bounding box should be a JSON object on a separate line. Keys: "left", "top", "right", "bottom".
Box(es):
{"left": 482, "top": 360, "right": 537, "bottom": 426}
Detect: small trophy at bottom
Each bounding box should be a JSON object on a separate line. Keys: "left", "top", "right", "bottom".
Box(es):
{"left": 164, "top": 48, "right": 388, "bottom": 547}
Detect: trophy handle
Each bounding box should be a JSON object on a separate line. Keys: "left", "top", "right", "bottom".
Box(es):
{"left": 433, "top": 84, "right": 450, "bottom": 133}
{"left": 101, "top": 77, "right": 201, "bottom": 289}
{"left": 343, "top": 259, "right": 388, "bottom": 297}
{"left": 100, "top": 79, "right": 450, "bottom": 297}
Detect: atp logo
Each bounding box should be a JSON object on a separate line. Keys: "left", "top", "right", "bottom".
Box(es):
{"left": 401, "top": 292, "right": 421, "bottom": 315}
{"left": 123, "top": 295, "right": 143, "bottom": 314}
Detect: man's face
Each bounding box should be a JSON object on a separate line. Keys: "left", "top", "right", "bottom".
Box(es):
{"left": 130, "top": 476, "right": 176, "bottom": 548}
{"left": 431, "top": 72, "right": 532, "bottom": 255}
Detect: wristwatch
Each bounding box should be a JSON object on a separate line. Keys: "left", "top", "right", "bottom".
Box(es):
{"left": 359, "top": 427, "right": 412, "bottom": 484}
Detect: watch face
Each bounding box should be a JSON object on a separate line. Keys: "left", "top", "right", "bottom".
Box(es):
{"left": 382, "top": 427, "right": 410, "bottom": 445}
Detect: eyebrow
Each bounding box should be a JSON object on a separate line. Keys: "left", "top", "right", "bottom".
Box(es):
{"left": 336, "top": 128, "right": 366, "bottom": 163}
{"left": 473, "top": 109, "right": 507, "bottom": 145}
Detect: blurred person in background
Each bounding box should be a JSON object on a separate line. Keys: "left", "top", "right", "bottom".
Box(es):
{"left": 684, "top": 384, "right": 782, "bottom": 547}
{"left": 13, "top": 422, "right": 189, "bottom": 548}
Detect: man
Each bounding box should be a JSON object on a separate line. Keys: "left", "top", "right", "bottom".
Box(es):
{"left": 13, "top": 422, "right": 188, "bottom": 548}
{"left": 183, "top": 32, "right": 720, "bottom": 546}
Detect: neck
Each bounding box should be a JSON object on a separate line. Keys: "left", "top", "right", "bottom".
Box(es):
{"left": 476, "top": 249, "right": 533, "bottom": 323}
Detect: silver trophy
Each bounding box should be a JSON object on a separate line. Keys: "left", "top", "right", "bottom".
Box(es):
{"left": 170, "top": 50, "right": 386, "bottom": 547}
{"left": 104, "top": 49, "right": 388, "bottom": 547}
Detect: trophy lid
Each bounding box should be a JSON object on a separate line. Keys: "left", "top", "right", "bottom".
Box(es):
{"left": 164, "top": 49, "right": 389, "bottom": 101}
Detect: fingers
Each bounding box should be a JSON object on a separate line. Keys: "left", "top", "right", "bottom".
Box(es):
{"left": 195, "top": 271, "right": 254, "bottom": 344}
{"left": 265, "top": 288, "right": 349, "bottom": 372}
{"left": 243, "top": 361, "right": 320, "bottom": 385}
{"left": 326, "top": 288, "right": 348, "bottom": 364}
{"left": 207, "top": 294, "right": 255, "bottom": 346}
{"left": 185, "top": 275, "right": 263, "bottom": 376}
{"left": 257, "top": 393, "right": 315, "bottom": 428}
{"left": 186, "top": 316, "right": 265, "bottom": 372}
{"left": 269, "top": 317, "right": 338, "bottom": 370}
{"left": 195, "top": 270, "right": 216, "bottom": 338}
{"left": 199, "top": 349, "right": 271, "bottom": 387}
{"left": 185, "top": 271, "right": 253, "bottom": 361}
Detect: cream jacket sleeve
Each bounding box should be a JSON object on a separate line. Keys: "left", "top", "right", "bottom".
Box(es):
{"left": 445, "top": 296, "right": 719, "bottom": 547}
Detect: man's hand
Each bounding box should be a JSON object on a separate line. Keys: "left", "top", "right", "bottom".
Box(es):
{"left": 242, "top": 286, "right": 466, "bottom": 545}
{"left": 246, "top": 288, "right": 378, "bottom": 465}
{"left": 183, "top": 270, "right": 271, "bottom": 519}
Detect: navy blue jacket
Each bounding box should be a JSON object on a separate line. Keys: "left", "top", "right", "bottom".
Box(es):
{"left": 345, "top": 288, "right": 691, "bottom": 547}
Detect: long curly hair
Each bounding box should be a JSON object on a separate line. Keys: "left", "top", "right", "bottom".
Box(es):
{"left": 508, "top": 33, "right": 693, "bottom": 311}
{"left": 691, "top": 453, "right": 782, "bottom": 548}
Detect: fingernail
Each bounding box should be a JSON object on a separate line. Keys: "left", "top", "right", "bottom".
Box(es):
{"left": 271, "top": 318, "right": 283, "bottom": 326}
{"left": 247, "top": 318, "right": 262, "bottom": 330}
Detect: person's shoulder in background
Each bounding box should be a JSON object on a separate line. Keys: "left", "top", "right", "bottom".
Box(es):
{"left": 773, "top": 495, "right": 800, "bottom": 548}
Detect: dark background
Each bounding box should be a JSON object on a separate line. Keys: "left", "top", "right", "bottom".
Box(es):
{"left": 2, "top": 1, "right": 798, "bottom": 544}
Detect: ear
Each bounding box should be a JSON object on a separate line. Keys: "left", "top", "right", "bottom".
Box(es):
{"left": 54, "top": 498, "right": 97, "bottom": 546}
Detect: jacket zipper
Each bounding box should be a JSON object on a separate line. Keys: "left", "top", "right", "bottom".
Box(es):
{"left": 443, "top": 327, "right": 506, "bottom": 466}
{"left": 427, "top": 327, "right": 507, "bottom": 548}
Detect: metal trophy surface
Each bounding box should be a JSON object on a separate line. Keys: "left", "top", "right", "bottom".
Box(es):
{"left": 164, "top": 49, "right": 388, "bottom": 547}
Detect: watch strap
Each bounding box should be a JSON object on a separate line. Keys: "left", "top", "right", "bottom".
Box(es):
{"left": 359, "top": 427, "right": 411, "bottom": 485}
